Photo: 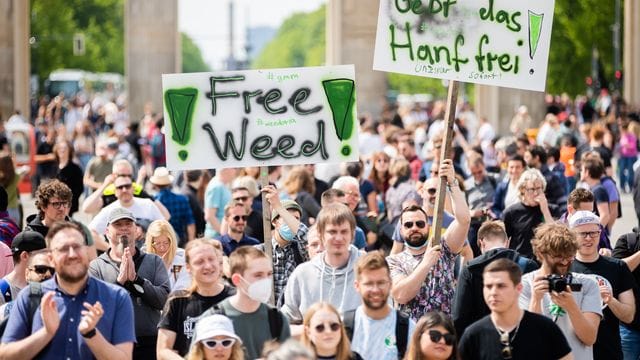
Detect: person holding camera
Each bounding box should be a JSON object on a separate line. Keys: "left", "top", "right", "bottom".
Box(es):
{"left": 519, "top": 223, "right": 602, "bottom": 360}
{"left": 569, "top": 211, "right": 635, "bottom": 360}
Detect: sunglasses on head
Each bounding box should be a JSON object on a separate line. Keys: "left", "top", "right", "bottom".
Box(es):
{"left": 403, "top": 220, "right": 427, "bottom": 229}
{"left": 202, "top": 338, "right": 236, "bottom": 349}
{"left": 232, "top": 215, "right": 248, "bottom": 222}
{"left": 31, "top": 265, "right": 55, "bottom": 275}
{"left": 314, "top": 322, "right": 340, "bottom": 333}
{"left": 428, "top": 330, "right": 454, "bottom": 346}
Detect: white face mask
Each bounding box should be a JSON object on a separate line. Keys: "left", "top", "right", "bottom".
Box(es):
{"left": 242, "top": 277, "right": 272, "bottom": 303}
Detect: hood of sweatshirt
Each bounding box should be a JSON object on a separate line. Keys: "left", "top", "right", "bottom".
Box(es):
{"left": 310, "top": 245, "right": 361, "bottom": 311}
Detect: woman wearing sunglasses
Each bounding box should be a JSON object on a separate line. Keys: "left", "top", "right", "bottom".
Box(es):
{"left": 144, "top": 220, "right": 190, "bottom": 291}
{"left": 186, "top": 314, "right": 244, "bottom": 360}
{"left": 301, "top": 302, "right": 363, "bottom": 360}
{"left": 405, "top": 312, "right": 458, "bottom": 360}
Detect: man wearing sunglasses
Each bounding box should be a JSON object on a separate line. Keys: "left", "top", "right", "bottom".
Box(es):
{"left": 569, "top": 211, "right": 635, "bottom": 360}
{"left": 217, "top": 202, "right": 260, "bottom": 256}
{"left": 459, "top": 258, "right": 572, "bottom": 359}
{"left": 388, "top": 159, "right": 470, "bottom": 321}
{"left": 0, "top": 251, "right": 53, "bottom": 321}
{"left": 0, "top": 231, "right": 47, "bottom": 307}
{"left": 88, "top": 174, "right": 164, "bottom": 251}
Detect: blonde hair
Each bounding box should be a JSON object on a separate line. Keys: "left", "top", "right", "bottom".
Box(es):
{"left": 186, "top": 340, "right": 244, "bottom": 360}
{"left": 532, "top": 223, "right": 579, "bottom": 262}
{"left": 232, "top": 176, "right": 260, "bottom": 197}
{"left": 283, "top": 166, "right": 315, "bottom": 196}
{"left": 144, "top": 220, "right": 178, "bottom": 268}
{"left": 183, "top": 238, "right": 221, "bottom": 295}
{"left": 301, "top": 302, "right": 352, "bottom": 360}
{"left": 516, "top": 168, "right": 546, "bottom": 201}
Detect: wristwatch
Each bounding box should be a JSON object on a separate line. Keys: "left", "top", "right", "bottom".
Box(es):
{"left": 446, "top": 178, "right": 459, "bottom": 190}
{"left": 82, "top": 328, "right": 97, "bottom": 339}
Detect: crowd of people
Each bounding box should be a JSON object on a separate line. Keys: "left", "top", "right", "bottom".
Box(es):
{"left": 0, "top": 90, "right": 638, "bottom": 360}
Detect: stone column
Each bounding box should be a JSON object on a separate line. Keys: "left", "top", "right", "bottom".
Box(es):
{"left": 475, "top": 86, "right": 546, "bottom": 135}
{"left": 326, "top": 0, "right": 386, "bottom": 117}
{"left": 0, "top": 0, "right": 30, "bottom": 120}
{"left": 125, "top": 0, "right": 180, "bottom": 122}
{"left": 624, "top": 0, "right": 640, "bottom": 107}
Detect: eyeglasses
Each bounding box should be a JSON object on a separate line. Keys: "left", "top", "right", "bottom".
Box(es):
{"left": 115, "top": 183, "right": 133, "bottom": 191}
{"left": 345, "top": 191, "right": 360, "bottom": 199}
{"left": 551, "top": 254, "right": 575, "bottom": 263}
{"left": 202, "top": 338, "right": 236, "bottom": 349}
{"left": 427, "top": 330, "right": 454, "bottom": 346}
{"left": 49, "top": 201, "right": 70, "bottom": 209}
{"left": 115, "top": 173, "right": 133, "bottom": 178}
{"left": 53, "top": 243, "right": 85, "bottom": 255}
{"left": 361, "top": 280, "right": 390, "bottom": 290}
{"left": 500, "top": 331, "right": 512, "bottom": 359}
{"left": 30, "top": 265, "right": 55, "bottom": 275}
{"left": 576, "top": 230, "right": 600, "bottom": 238}
{"left": 314, "top": 322, "right": 340, "bottom": 333}
{"left": 152, "top": 241, "right": 170, "bottom": 248}
{"left": 233, "top": 196, "right": 249, "bottom": 202}
{"left": 524, "top": 187, "right": 543, "bottom": 193}
{"left": 403, "top": 220, "right": 426, "bottom": 229}
{"left": 231, "top": 215, "right": 248, "bottom": 222}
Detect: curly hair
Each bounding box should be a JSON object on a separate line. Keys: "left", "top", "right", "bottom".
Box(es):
{"left": 531, "top": 223, "right": 579, "bottom": 262}
{"left": 35, "top": 179, "right": 72, "bottom": 213}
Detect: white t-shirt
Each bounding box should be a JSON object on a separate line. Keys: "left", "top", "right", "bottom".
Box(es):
{"left": 89, "top": 198, "right": 164, "bottom": 235}
{"left": 519, "top": 271, "right": 602, "bottom": 360}
{"left": 350, "top": 306, "right": 416, "bottom": 360}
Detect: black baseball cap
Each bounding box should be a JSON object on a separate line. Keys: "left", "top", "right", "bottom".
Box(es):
{"left": 11, "top": 231, "right": 47, "bottom": 254}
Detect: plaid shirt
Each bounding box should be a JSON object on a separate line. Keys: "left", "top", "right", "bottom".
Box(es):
{"left": 272, "top": 223, "right": 309, "bottom": 306}
{"left": 0, "top": 212, "right": 20, "bottom": 247}
{"left": 155, "top": 188, "right": 195, "bottom": 243}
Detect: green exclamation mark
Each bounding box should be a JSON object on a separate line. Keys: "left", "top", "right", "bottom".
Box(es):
{"left": 322, "top": 78, "right": 356, "bottom": 157}
{"left": 164, "top": 87, "right": 198, "bottom": 161}
{"left": 528, "top": 11, "right": 544, "bottom": 60}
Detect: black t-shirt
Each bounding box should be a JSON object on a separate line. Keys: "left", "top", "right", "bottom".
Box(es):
{"left": 459, "top": 311, "right": 571, "bottom": 360}
{"left": 502, "top": 202, "right": 560, "bottom": 258}
{"left": 36, "top": 141, "right": 57, "bottom": 178}
{"left": 612, "top": 232, "right": 640, "bottom": 330}
{"left": 571, "top": 256, "right": 635, "bottom": 360}
{"left": 245, "top": 209, "right": 264, "bottom": 243}
{"left": 591, "top": 183, "right": 610, "bottom": 217}
{"left": 157, "top": 286, "right": 235, "bottom": 356}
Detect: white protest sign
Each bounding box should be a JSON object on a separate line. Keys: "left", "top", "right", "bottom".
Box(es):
{"left": 162, "top": 65, "right": 358, "bottom": 171}
{"left": 373, "top": 0, "right": 555, "bottom": 91}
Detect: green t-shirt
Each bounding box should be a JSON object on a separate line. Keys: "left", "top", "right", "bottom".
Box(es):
{"left": 218, "top": 299, "right": 291, "bottom": 359}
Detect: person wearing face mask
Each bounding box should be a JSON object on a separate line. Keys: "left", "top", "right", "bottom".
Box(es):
{"left": 89, "top": 207, "right": 170, "bottom": 359}
{"left": 387, "top": 158, "right": 470, "bottom": 322}
{"left": 261, "top": 187, "right": 309, "bottom": 306}
{"left": 213, "top": 246, "right": 290, "bottom": 359}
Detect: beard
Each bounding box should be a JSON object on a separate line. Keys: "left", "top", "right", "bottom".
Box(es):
{"left": 405, "top": 232, "right": 428, "bottom": 248}
{"left": 57, "top": 262, "right": 88, "bottom": 283}
{"left": 362, "top": 293, "right": 389, "bottom": 310}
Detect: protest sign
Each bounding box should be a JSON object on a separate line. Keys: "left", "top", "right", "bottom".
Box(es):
{"left": 162, "top": 65, "right": 358, "bottom": 171}
{"left": 373, "top": 0, "right": 555, "bottom": 91}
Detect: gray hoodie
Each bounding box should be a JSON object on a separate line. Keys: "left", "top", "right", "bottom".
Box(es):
{"left": 282, "top": 245, "right": 362, "bottom": 324}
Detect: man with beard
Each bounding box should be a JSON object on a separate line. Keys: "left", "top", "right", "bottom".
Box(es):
{"left": 0, "top": 221, "right": 135, "bottom": 359}
{"left": 89, "top": 207, "right": 170, "bottom": 359}
{"left": 519, "top": 223, "right": 602, "bottom": 359}
{"left": 387, "top": 159, "right": 470, "bottom": 320}
{"left": 345, "top": 252, "right": 415, "bottom": 360}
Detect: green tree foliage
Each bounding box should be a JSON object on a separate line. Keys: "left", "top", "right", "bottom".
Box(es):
{"left": 30, "top": 0, "right": 124, "bottom": 86}
{"left": 545, "top": 0, "right": 616, "bottom": 96}
{"left": 182, "top": 33, "right": 210, "bottom": 73}
{"left": 251, "top": 5, "right": 326, "bottom": 69}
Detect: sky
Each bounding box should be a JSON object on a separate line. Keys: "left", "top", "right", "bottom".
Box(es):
{"left": 178, "top": 0, "right": 325, "bottom": 70}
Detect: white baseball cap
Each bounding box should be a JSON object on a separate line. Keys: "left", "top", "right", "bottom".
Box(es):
{"left": 568, "top": 210, "right": 600, "bottom": 229}
{"left": 193, "top": 314, "right": 242, "bottom": 344}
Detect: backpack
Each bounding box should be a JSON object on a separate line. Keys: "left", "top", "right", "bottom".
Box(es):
{"left": 509, "top": 252, "right": 532, "bottom": 273}
{"left": 204, "top": 303, "right": 283, "bottom": 340}
{"left": 343, "top": 309, "right": 410, "bottom": 359}
{"left": 0, "top": 282, "right": 43, "bottom": 337}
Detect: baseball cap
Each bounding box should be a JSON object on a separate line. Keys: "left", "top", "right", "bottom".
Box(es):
{"left": 11, "top": 231, "right": 46, "bottom": 254}
{"left": 568, "top": 210, "right": 600, "bottom": 229}
{"left": 107, "top": 207, "right": 136, "bottom": 225}
{"left": 271, "top": 200, "right": 303, "bottom": 222}
{"left": 193, "top": 314, "right": 242, "bottom": 344}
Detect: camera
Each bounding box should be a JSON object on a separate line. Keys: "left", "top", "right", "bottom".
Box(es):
{"left": 545, "top": 274, "right": 582, "bottom": 292}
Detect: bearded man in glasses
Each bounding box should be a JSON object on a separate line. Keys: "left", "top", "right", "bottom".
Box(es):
{"left": 387, "top": 159, "right": 470, "bottom": 321}
{"left": 459, "top": 258, "right": 572, "bottom": 360}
